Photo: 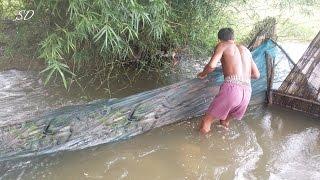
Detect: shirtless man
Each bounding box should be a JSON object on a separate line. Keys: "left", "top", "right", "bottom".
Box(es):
{"left": 197, "top": 28, "right": 260, "bottom": 133}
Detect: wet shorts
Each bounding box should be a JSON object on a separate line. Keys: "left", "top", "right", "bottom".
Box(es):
{"left": 206, "top": 82, "right": 252, "bottom": 120}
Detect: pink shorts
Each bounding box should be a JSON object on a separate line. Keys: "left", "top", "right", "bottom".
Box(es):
{"left": 207, "top": 82, "right": 252, "bottom": 120}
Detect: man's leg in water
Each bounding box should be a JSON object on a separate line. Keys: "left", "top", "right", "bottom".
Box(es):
{"left": 200, "top": 114, "right": 232, "bottom": 133}
{"left": 220, "top": 114, "right": 232, "bottom": 129}
{"left": 199, "top": 113, "right": 216, "bottom": 134}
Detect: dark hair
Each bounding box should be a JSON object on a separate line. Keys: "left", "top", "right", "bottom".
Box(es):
{"left": 218, "top": 28, "right": 234, "bottom": 41}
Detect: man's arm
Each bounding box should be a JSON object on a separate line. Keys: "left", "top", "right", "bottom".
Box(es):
{"left": 250, "top": 56, "right": 260, "bottom": 79}
{"left": 198, "top": 44, "right": 224, "bottom": 79}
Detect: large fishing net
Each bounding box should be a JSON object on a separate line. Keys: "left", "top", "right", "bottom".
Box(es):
{"left": 0, "top": 39, "right": 296, "bottom": 160}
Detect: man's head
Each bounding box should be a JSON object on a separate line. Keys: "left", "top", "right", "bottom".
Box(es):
{"left": 218, "top": 28, "right": 234, "bottom": 41}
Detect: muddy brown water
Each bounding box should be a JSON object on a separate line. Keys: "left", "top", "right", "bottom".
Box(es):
{"left": 0, "top": 42, "right": 319, "bottom": 179}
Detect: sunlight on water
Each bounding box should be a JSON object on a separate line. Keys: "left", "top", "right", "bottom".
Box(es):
{"left": 268, "top": 128, "right": 320, "bottom": 179}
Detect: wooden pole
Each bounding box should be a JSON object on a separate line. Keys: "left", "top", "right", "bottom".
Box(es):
{"left": 266, "top": 53, "right": 275, "bottom": 105}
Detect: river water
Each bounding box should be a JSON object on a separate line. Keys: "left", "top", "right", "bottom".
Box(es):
{"left": 0, "top": 42, "right": 319, "bottom": 179}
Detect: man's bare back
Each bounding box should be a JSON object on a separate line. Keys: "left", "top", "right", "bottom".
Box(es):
{"left": 198, "top": 41, "right": 260, "bottom": 80}
{"left": 220, "top": 42, "right": 250, "bottom": 78}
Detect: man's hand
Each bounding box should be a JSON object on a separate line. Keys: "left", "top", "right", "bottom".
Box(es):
{"left": 197, "top": 43, "right": 223, "bottom": 80}
{"left": 197, "top": 71, "right": 207, "bottom": 80}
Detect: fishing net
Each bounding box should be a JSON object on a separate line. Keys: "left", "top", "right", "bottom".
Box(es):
{"left": 0, "top": 39, "right": 296, "bottom": 160}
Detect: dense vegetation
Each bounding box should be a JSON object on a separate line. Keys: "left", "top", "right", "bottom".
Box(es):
{"left": 0, "top": 0, "right": 319, "bottom": 89}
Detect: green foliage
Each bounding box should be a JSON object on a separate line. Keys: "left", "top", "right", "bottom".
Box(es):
{"left": 227, "top": 0, "right": 320, "bottom": 42}
{"left": 1, "top": 0, "right": 319, "bottom": 89}
{"left": 27, "top": 0, "right": 237, "bottom": 89}
{"left": 0, "top": 0, "right": 24, "bottom": 19}
{"left": 277, "top": 20, "right": 317, "bottom": 41}
{"left": 169, "top": 0, "right": 232, "bottom": 53}
{"left": 31, "top": 0, "right": 168, "bottom": 88}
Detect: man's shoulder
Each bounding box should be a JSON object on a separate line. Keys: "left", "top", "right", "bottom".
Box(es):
{"left": 237, "top": 44, "right": 250, "bottom": 52}
{"left": 214, "top": 42, "right": 228, "bottom": 52}
{"left": 217, "top": 42, "right": 234, "bottom": 50}
{"left": 236, "top": 44, "right": 248, "bottom": 49}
